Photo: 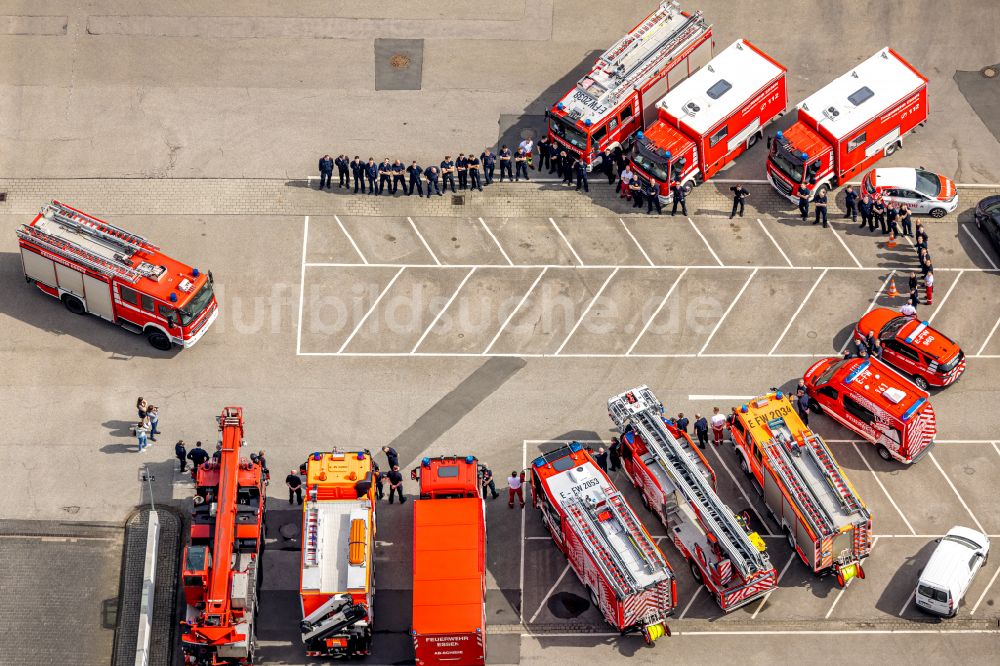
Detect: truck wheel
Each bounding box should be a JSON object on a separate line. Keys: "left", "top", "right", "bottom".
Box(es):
{"left": 62, "top": 295, "right": 86, "bottom": 315}
{"left": 682, "top": 180, "right": 695, "bottom": 195}
{"left": 640, "top": 493, "right": 650, "bottom": 511}
{"left": 689, "top": 560, "right": 704, "bottom": 584}
{"left": 876, "top": 444, "right": 893, "bottom": 462}
{"left": 588, "top": 586, "right": 599, "bottom": 608}
{"left": 912, "top": 375, "right": 929, "bottom": 391}
{"left": 929, "top": 208, "right": 947, "bottom": 219}
{"left": 808, "top": 398, "right": 823, "bottom": 415}
{"left": 147, "top": 330, "right": 173, "bottom": 351}
{"left": 739, "top": 456, "right": 751, "bottom": 477}
{"left": 884, "top": 141, "right": 900, "bottom": 157}
{"left": 746, "top": 132, "right": 760, "bottom": 149}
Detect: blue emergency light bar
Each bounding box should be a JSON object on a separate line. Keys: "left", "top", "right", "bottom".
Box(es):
{"left": 901, "top": 397, "right": 926, "bottom": 422}
{"left": 904, "top": 321, "right": 930, "bottom": 344}
{"left": 842, "top": 360, "right": 871, "bottom": 385}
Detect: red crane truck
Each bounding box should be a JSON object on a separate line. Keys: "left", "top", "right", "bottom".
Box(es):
{"left": 546, "top": 2, "right": 712, "bottom": 170}
{"left": 630, "top": 39, "right": 787, "bottom": 203}
{"left": 411, "top": 456, "right": 487, "bottom": 666}
{"left": 766, "top": 47, "right": 928, "bottom": 201}
{"left": 531, "top": 442, "right": 675, "bottom": 644}
{"left": 181, "top": 407, "right": 267, "bottom": 665}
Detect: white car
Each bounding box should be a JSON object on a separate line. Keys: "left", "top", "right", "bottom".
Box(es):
{"left": 914, "top": 526, "right": 990, "bottom": 617}
{"left": 862, "top": 167, "right": 959, "bottom": 218}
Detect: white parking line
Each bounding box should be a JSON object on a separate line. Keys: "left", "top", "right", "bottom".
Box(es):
{"left": 619, "top": 217, "right": 655, "bottom": 266}
{"left": 688, "top": 217, "right": 724, "bottom": 267}
{"left": 829, "top": 223, "right": 863, "bottom": 268}
{"left": 478, "top": 217, "right": 513, "bottom": 266}
{"left": 528, "top": 563, "right": 571, "bottom": 624}
{"left": 678, "top": 585, "right": 704, "bottom": 619}
{"left": 520, "top": 439, "right": 527, "bottom": 623}
{"left": 483, "top": 267, "right": 548, "bottom": 355}
{"left": 750, "top": 552, "right": 796, "bottom": 620}
{"left": 698, "top": 268, "right": 758, "bottom": 355}
{"left": 898, "top": 588, "right": 915, "bottom": 616}
{"left": 336, "top": 267, "right": 405, "bottom": 353}
{"left": 928, "top": 452, "right": 986, "bottom": 533}
{"left": 407, "top": 216, "right": 441, "bottom": 265}
{"left": 970, "top": 561, "right": 1000, "bottom": 614}
{"left": 548, "top": 217, "right": 584, "bottom": 266}
{"left": 826, "top": 535, "right": 877, "bottom": 619}
{"left": 410, "top": 268, "right": 476, "bottom": 353}
{"left": 993, "top": 441, "right": 1000, "bottom": 459}
{"left": 962, "top": 223, "right": 999, "bottom": 270}
{"left": 300, "top": 262, "right": 996, "bottom": 272}
{"left": 296, "top": 216, "right": 309, "bottom": 356}
{"left": 554, "top": 267, "right": 619, "bottom": 355}
{"left": 688, "top": 395, "right": 754, "bottom": 401}
{"left": 300, "top": 350, "right": 838, "bottom": 359}
{"left": 851, "top": 442, "right": 916, "bottom": 535}
{"left": 626, "top": 267, "right": 687, "bottom": 355}
{"left": 757, "top": 218, "right": 793, "bottom": 267}
{"left": 839, "top": 270, "right": 895, "bottom": 354}
{"left": 769, "top": 268, "right": 828, "bottom": 355}
{"left": 927, "top": 270, "right": 964, "bottom": 324}
{"left": 334, "top": 214, "right": 368, "bottom": 264}
{"left": 703, "top": 441, "right": 773, "bottom": 535}
{"left": 977, "top": 314, "right": 1000, "bottom": 355}
{"left": 521, "top": 629, "right": 1000, "bottom": 638}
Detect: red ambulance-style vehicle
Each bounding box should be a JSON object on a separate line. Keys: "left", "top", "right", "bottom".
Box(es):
{"left": 804, "top": 357, "right": 937, "bottom": 464}
{"left": 532, "top": 442, "right": 675, "bottom": 644}
{"left": 546, "top": 2, "right": 713, "bottom": 170}
{"left": 854, "top": 308, "right": 966, "bottom": 389}
{"left": 766, "top": 48, "right": 929, "bottom": 201}
{"left": 17, "top": 201, "right": 218, "bottom": 350}
{"left": 630, "top": 39, "right": 787, "bottom": 203}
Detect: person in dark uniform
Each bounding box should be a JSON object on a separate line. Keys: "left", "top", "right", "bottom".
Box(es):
{"left": 467, "top": 153, "right": 483, "bottom": 191}
{"left": 843, "top": 185, "right": 858, "bottom": 222}
{"left": 318, "top": 154, "right": 334, "bottom": 190}
{"left": 670, "top": 180, "right": 687, "bottom": 216}
{"left": 536, "top": 137, "right": 551, "bottom": 172}
{"left": 645, "top": 178, "right": 662, "bottom": 215}
{"left": 365, "top": 158, "right": 378, "bottom": 195}
{"left": 372, "top": 461, "right": 385, "bottom": 500}
{"left": 381, "top": 445, "right": 399, "bottom": 470}
{"left": 574, "top": 158, "right": 589, "bottom": 192}
{"left": 335, "top": 154, "right": 350, "bottom": 189}
{"left": 175, "top": 440, "right": 187, "bottom": 472}
{"left": 796, "top": 390, "right": 810, "bottom": 427}
{"left": 456, "top": 153, "right": 469, "bottom": 190}
{"left": 440, "top": 156, "right": 456, "bottom": 192}
{"left": 390, "top": 159, "right": 406, "bottom": 195}
{"left": 599, "top": 150, "right": 615, "bottom": 184}
{"left": 858, "top": 194, "right": 873, "bottom": 230}
{"left": 813, "top": 189, "right": 828, "bottom": 227}
{"left": 481, "top": 149, "right": 496, "bottom": 185}
{"left": 406, "top": 160, "right": 423, "bottom": 197}
{"left": 514, "top": 148, "right": 529, "bottom": 181}
{"left": 593, "top": 446, "right": 608, "bottom": 472}
{"left": 907, "top": 270, "right": 919, "bottom": 294}
{"left": 729, "top": 184, "right": 749, "bottom": 218}
{"left": 693, "top": 414, "right": 709, "bottom": 449}
{"left": 387, "top": 465, "right": 405, "bottom": 504}
{"left": 797, "top": 183, "right": 812, "bottom": 221}
{"left": 377, "top": 158, "right": 392, "bottom": 195}
{"left": 286, "top": 470, "right": 303, "bottom": 505}
{"left": 886, "top": 203, "right": 900, "bottom": 236}
{"left": 899, "top": 206, "right": 913, "bottom": 237}
{"left": 187, "top": 441, "right": 209, "bottom": 476}
{"left": 423, "top": 165, "right": 442, "bottom": 197}
{"left": 480, "top": 466, "right": 499, "bottom": 499}
{"left": 608, "top": 437, "right": 622, "bottom": 472}
{"left": 612, "top": 146, "right": 626, "bottom": 177}
{"left": 872, "top": 197, "right": 886, "bottom": 232}
{"left": 630, "top": 177, "right": 644, "bottom": 208}
{"left": 350, "top": 156, "right": 365, "bottom": 194}
{"left": 498, "top": 145, "right": 512, "bottom": 182}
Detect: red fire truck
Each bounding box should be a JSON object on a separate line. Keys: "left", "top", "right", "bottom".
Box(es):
{"left": 299, "top": 450, "right": 376, "bottom": 658}
{"left": 411, "top": 456, "right": 487, "bottom": 666}
{"left": 631, "top": 39, "right": 786, "bottom": 203}
{"left": 16, "top": 201, "right": 219, "bottom": 350}
{"left": 181, "top": 407, "right": 267, "bottom": 665}
{"left": 546, "top": 2, "right": 712, "bottom": 170}
{"left": 766, "top": 47, "right": 928, "bottom": 201}
{"left": 531, "top": 442, "right": 674, "bottom": 644}
{"left": 609, "top": 386, "right": 778, "bottom": 611}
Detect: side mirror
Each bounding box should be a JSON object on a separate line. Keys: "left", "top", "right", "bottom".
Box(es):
{"left": 167, "top": 314, "right": 177, "bottom": 328}
{"left": 208, "top": 270, "right": 214, "bottom": 284}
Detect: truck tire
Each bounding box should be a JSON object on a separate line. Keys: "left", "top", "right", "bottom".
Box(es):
{"left": 147, "top": 329, "right": 173, "bottom": 351}
{"left": 640, "top": 493, "right": 651, "bottom": 511}
{"left": 739, "top": 456, "right": 751, "bottom": 477}
{"left": 62, "top": 294, "right": 86, "bottom": 315}
{"left": 912, "top": 375, "right": 929, "bottom": 391}
{"left": 689, "top": 560, "right": 704, "bottom": 584}
{"left": 929, "top": 208, "right": 947, "bottom": 219}
{"left": 876, "top": 444, "right": 893, "bottom": 462}
{"left": 746, "top": 132, "right": 760, "bottom": 149}
{"left": 808, "top": 398, "right": 823, "bottom": 415}
{"left": 682, "top": 180, "right": 696, "bottom": 195}
{"left": 884, "top": 141, "right": 900, "bottom": 157}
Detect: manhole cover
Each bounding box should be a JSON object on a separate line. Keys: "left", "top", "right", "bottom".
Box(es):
{"left": 279, "top": 523, "right": 299, "bottom": 539}
{"left": 390, "top": 54, "right": 411, "bottom": 69}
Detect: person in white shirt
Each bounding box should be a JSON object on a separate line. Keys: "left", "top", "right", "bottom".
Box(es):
{"left": 900, "top": 302, "right": 917, "bottom": 317}
{"left": 508, "top": 471, "right": 524, "bottom": 509}
{"left": 518, "top": 138, "right": 534, "bottom": 170}
{"left": 710, "top": 407, "right": 726, "bottom": 446}
{"left": 924, "top": 270, "right": 934, "bottom": 305}
{"left": 618, "top": 166, "right": 634, "bottom": 200}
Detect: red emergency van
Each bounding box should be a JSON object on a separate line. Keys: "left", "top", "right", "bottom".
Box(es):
{"left": 854, "top": 308, "right": 966, "bottom": 389}
{"left": 804, "top": 357, "right": 937, "bottom": 464}
{"left": 631, "top": 39, "right": 787, "bottom": 203}
{"left": 766, "top": 48, "right": 928, "bottom": 201}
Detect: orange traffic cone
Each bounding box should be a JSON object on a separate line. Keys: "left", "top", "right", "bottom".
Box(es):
{"left": 886, "top": 278, "right": 899, "bottom": 298}
{"left": 886, "top": 231, "right": 897, "bottom": 249}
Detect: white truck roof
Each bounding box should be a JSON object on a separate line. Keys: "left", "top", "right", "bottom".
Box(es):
{"left": 797, "top": 47, "right": 926, "bottom": 141}
{"left": 301, "top": 501, "right": 371, "bottom": 594}
{"left": 658, "top": 39, "right": 783, "bottom": 136}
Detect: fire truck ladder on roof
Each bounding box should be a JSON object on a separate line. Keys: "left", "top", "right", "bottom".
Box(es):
{"left": 16, "top": 224, "right": 146, "bottom": 284}
{"left": 609, "top": 387, "right": 770, "bottom": 580}
{"left": 762, "top": 433, "right": 836, "bottom": 539}
{"left": 45, "top": 201, "right": 159, "bottom": 255}
{"left": 801, "top": 432, "right": 864, "bottom": 516}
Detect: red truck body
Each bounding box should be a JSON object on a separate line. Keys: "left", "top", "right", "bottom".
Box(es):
{"left": 411, "top": 456, "right": 486, "bottom": 666}
{"left": 766, "top": 47, "right": 928, "bottom": 200}
{"left": 631, "top": 39, "right": 786, "bottom": 202}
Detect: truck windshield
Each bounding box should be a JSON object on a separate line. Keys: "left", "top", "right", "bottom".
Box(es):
{"left": 770, "top": 147, "right": 804, "bottom": 183}
{"left": 178, "top": 282, "right": 215, "bottom": 326}
{"left": 549, "top": 116, "right": 588, "bottom": 151}
{"left": 633, "top": 144, "right": 670, "bottom": 182}
{"left": 881, "top": 315, "right": 910, "bottom": 339}
{"left": 815, "top": 359, "right": 849, "bottom": 386}
{"left": 914, "top": 170, "right": 942, "bottom": 197}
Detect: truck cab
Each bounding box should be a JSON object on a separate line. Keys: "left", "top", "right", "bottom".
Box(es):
{"left": 412, "top": 455, "right": 483, "bottom": 499}
{"left": 767, "top": 126, "right": 832, "bottom": 198}
{"left": 632, "top": 126, "right": 697, "bottom": 202}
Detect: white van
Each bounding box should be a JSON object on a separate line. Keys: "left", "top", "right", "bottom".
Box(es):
{"left": 914, "top": 526, "right": 990, "bottom": 617}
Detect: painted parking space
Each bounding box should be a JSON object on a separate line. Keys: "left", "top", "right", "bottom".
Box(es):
{"left": 552, "top": 216, "right": 650, "bottom": 267}
{"left": 337, "top": 215, "right": 438, "bottom": 265}
{"left": 765, "top": 216, "right": 859, "bottom": 268}
{"left": 689, "top": 216, "right": 788, "bottom": 267}
{"left": 924, "top": 271, "right": 1000, "bottom": 353}
{"left": 298, "top": 266, "right": 399, "bottom": 353}
{"left": 481, "top": 217, "right": 580, "bottom": 266}
{"left": 409, "top": 215, "right": 509, "bottom": 266}
{"left": 929, "top": 442, "right": 1000, "bottom": 534}
{"left": 621, "top": 215, "right": 719, "bottom": 266}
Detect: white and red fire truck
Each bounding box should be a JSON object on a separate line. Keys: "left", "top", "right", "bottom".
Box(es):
{"left": 546, "top": 1, "right": 713, "bottom": 170}
{"left": 609, "top": 386, "right": 778, "bottom": 611}
{"left": 766, "top": 47, "right": 928, "bottom": 201}
{"left": 631, "top": 39, "right": 787, "bottom": 203}
{"left": 16, "top": 201, "right": 219, "bottom": 350}
{"left": 531, "top": 442, "right": 675, "bottom": 644}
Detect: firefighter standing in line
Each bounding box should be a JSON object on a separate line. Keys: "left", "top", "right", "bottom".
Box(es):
{"left": 187, "top": 441, "right": 209, "bottom": 476}
{"left": 318, "top": 154, "right": 334, "bottom": 190}
{"left": 514, "top": 148, "right": 529, "bottom": 181}
{"left": 536, "top": 137, "right": 552, "bottom": 172}
{"left": 388, "top": 465, "right": 406, "bottom": 504}
{"left": 518, "top": 137, "right": 534, "bottom": 169}
{"left": 593, "top": 447, "right": 609, "bottom": 473}
{"left": 377, "top": 158, "right": 392, "bottom": 195}
{"left": 365, "top": 158, "right": 378, "bottom": 195}
{"left": 390, "top": 159, "right": 406, "bottom": 195}
{"left": 423, "top": 165, "right": 442, "bottom": 197}
{"left": 797, "top": 183, "right": 812, "bottom": 221}
{"left": 608, "top": 437, "right": 622, "bottom": 472}
{"left": 468, "top": 153, "right": 483, "bottom": 191}
{"left": 693, "top": 414, "right": 709, "bottom": 449}
{"left": 645, "top": 178, "right": 662, "bottom": 215}
{"left": 670, "top": 180, "right": 687, "bottom": 216}
{"left": 560, "top": 151, "right": 574, "bottom": 185}
{"left": 630, "top": 177, "right": 644, "bottom": 209}
{"left": 843, "top": 185, "right": 858, "bottom": 222}
{"left": 899, "top": 206, "right": 913, "bottom": 237}
{"left": 858, "top": 194, "right": 873, "bottom": 231}
{"left": 350, "top": 156, "right": 365, "bottom": 194}
{"left": 925, "top": 269, "right": 934, "bottom": 305}
{"left": 872, "top": 196, "right": 886, "bottom": 232}
{"left": 372, "top": 461, "right": 385, "bottom": 500}
{"left": 481, "top": 148, "right": 496, "bottom": 185}
{"left": 498, "top": 145, "right": 513, "bottom": 182}
{"left": 286, "top": 470, "right": 303, "bottom": 505}
{"left": 599, "top": 149, "right": 615, "bottom": 184}
{"left": 481, "top": 466, "right": 499, "bottom": 499}
{"left": 440, "top": 155, "right": 457, "bottom": 192}
{"left": 796, "top": 390, "right": 810, "bottom": 427}
{"left": 575, "top": 158, "right": 589, "bottom": 192}
{"left": 406, "top": 160, "right": 424, "bottom": 197}
{"left": 729, "top": 184, "right": 749, "bottom": 218}
{"left": 710, "top": 407, "right": 726, "bottom": 446}
{"left": 508, "top": 471, "right": 525, "bottom": 509}
{"left": 813, "top": 189, "right": 829, "bottom": 228}
{"left": 335, "top": 154, "right": 350, "bottom": 189}
{"left": 456, "top": 153, "right": 469, "bottom": 190}
{"left": 175, "top": 440, "right": 187, "bottom": 472}
{"left": 886, "top": 202, "right": 900, "bottom": 236}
